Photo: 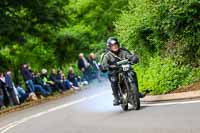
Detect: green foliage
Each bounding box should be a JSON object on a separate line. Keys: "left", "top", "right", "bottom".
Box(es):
{"left": 0, "top": 0, "right": 68, "bottom": 71}
{"left": 65, "top": 0, "right": 129, "bottom": 51}
{"left": 135, "top": 56, "right": 199, "bottom": 95}
{"left": 114, "top": 0, "right": 200, "bottom": 94}
{"left": 115, "top": 0, "right": 200, "bottom": 66}
{"left": 62, "top": 62, "right": 82, "bottom": 77}
{"left": 182, "top": 67, "right": 200, "bottom": 85}
{"left": 0, "top": 0, "right": 128, "bottom": 72}
{"left": 0, "top": 0, "right": 199, "bottom": 94}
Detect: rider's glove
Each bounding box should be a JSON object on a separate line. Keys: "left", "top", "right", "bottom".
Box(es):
{"left": 99, "top": 64, "right": 108, "bottom": 73}
{"left": 128, "top": 55, "right": 139, "bottom": 64}
{"left": 109, "top": 64, "right": 117, "bottom": 69}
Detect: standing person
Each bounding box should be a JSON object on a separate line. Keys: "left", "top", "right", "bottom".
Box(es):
{"left": 100, "top": 37, "right": 145, "bottom": 106}
{"left": 0, "top": 93, "right": 3, "bottom": 109}
{"left": 77, "top": 53, "right": 90, "bottom": 82}
{"left": 89, "top": 53, "right": 101, "bottom": 82}
{"left": 0, "top": 72, "right": 13, "bottom": 107}
{"left": 0, "top": 75, "right": 4, "bottom": 109}
{"left": 5, "top": 70, "right": 19, "bottom": 105}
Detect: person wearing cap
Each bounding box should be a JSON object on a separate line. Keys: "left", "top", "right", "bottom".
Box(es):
{"left": 41, "top": 69, "right": 57, "bottom": 92}
{"left": 100, "top": 37, "right": 145, "bottom": 106}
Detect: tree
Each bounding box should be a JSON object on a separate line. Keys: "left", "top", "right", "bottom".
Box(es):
{"left": 115, "top": 0, "right": 200, "bottom": 66}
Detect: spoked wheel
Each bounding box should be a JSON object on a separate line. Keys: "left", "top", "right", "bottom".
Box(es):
{"left": 119, "top": 78, "right": 133, "bottom": 111}
{"left": 130, "top": 83, "right": 140, "bottom": 110}
{"left": 120, "top": 93, "right": 128, "bottom": 111}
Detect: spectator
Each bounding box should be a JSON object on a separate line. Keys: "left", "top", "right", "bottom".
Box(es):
{"left": 78, "top": 53, "right": 90, "bottom": 82}
{"left": 21, "top": 64, "right": 49, "bottom": 97}
{"left": 67, "top": 67, "right": 79, "bottom": 87}
{"left": 0, "top": 76, "right": 4, "bottom": 109}
{"left": 30, "top": 72, "right": 49, "bottom": 97}
{"left": 20, "top": 63, "right": 35, "bottom": 93}
{"left": 62, "top": 73, "right": 77, "bottom": 91}
{"left": 15, "top": 84, "right": 28, "bottom": 103}
{"left": 57, "top": 70, "right": 74, "bottom": 91}
{"left": 88, "top": 53, "right": 102, "bottom": 82}
{"left": 49, "top": 69, "right": 65, "bottom": 92}
{"left": 5, "top": 70, "right": 20, "bottom": 105}
{"left": 0, "top": 72, "right": 13, "bottom": 107}
{"left": 41, "top": 68, "right": 57, "bottom": 92}
{"left": 33, "top": 72, "right": 52, "bottom": 95}
{"left": 0, "top": 94, "right": 3, "bottom": 110}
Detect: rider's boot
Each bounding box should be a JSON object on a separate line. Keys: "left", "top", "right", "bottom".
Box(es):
{"left": 132, "top": 72, "right": 146, "bottom": 98}
{"left": 139, "top": 92, "right": 146, "bottom": 98}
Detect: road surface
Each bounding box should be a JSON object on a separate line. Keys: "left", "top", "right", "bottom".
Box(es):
{"left": 0, "top": 79, "right": 200, "bottom": 133}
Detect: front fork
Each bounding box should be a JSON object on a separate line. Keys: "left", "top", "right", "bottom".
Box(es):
{"left": 117, "top": 73, "right": 130, "bottom": 103}
{"left": 125, "top": 72, "right": 139, "bottom": 99}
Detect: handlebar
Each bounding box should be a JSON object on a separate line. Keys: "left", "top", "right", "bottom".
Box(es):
{"left": 116, "top": 59, "right": 129, "bottom": 65}
{"left": 108, "top": 59, "right": 134, "bottom": 69}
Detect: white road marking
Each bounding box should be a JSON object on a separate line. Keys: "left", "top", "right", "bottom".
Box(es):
{"left": 143, "top": 100, "right": 200, "bottom": 107}
{"left": 1, "top": 90, "right": 200, "bottom": 133}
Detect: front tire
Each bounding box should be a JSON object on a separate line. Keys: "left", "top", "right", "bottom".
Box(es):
{"left": 121, "top": 103, "right": 128, "bottom": 111}
{"left": 129, "top": 82, "right": 140, "bottom": 110}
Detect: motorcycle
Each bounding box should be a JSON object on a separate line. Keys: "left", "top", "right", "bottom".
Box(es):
{"left": 110, "top": 59, "right": 140, "bottom": 111}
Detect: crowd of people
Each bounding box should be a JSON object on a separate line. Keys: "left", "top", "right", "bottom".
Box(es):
{"left": 0, "top": 52, "right": 102, "bottom": 110}
{"left": 78, "top": 53, "right": 102, "bottom": 83}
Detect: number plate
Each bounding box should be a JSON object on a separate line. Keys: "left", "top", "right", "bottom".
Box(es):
{"left": 122, "top": 64, "right": 130, "bottom": 71}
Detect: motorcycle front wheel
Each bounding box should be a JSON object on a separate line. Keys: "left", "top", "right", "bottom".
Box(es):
{"left": 121, "top": 103, "right": 128, "bottom": 111}
{"left": 119, "top": 82, "right": 129, "bottom": 111}
{"left": 129, "top": 82, "right": 140, "bottom": 110}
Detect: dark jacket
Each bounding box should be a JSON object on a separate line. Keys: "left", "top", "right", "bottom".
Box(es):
{"left": 67, "top": 72, "right": 76, "bottom": 82}
{"left": 0, "top": 81, "right": 3, "bottom": 107}
{"left": 100, "top": 48, "right": 139, "bottom": 74}
{"left": 49, "top": 73, "right": 60, "bottom": 83}
{"left": 21, "top": 67, "right": 33, "bottom": 81}
{"left": 78, "top": 58, "right": 90, "bottom": 70}
{"left": 33, "top": 76, "right": 44, "bottom": 86}
{"left": 88, "top": 59, "right": 99, "bottom": 71}
{"left": 0, "top": 78, "right": 6, "bottom": 102}
{"left": 56, "top": 74, "right": 62, "bottom": 81}
{"left": 5, "top": 74, "right": 13, "bottom": 89}
{"left": 0, "top": 81, "right": 4, "bottom": 96}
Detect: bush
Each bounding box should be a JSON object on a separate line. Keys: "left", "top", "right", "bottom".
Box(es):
{"left": 115, "top": 0, "right": 200, "bottom": 66}
{"left": 134, "top": 56, "right": 198, "bottom": 95}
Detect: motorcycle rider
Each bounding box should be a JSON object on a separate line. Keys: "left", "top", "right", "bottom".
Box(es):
{"left": 100, "top": 37, "right": 145, "bottom": 106}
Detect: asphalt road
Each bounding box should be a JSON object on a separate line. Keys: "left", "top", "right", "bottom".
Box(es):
{"left": 0, "top": 79, "right": 200, "bottom": 133}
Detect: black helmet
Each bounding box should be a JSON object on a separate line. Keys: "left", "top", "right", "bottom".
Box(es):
{"left": 106, "top": 37, "right": 120, "bottom": 47}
